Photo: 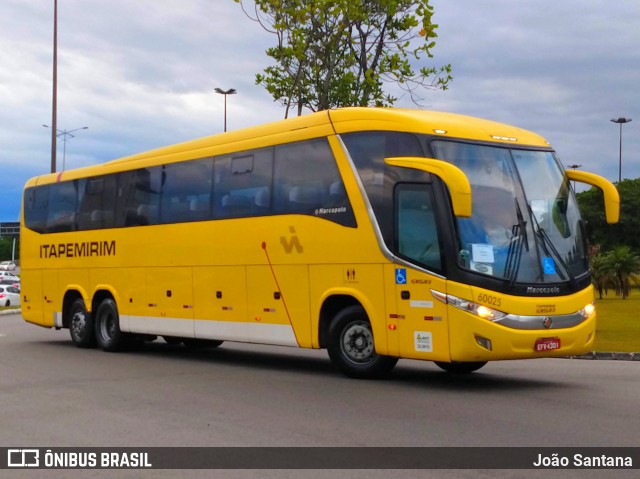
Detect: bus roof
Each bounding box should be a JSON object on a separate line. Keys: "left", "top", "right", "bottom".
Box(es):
{"left": 26, "top": 108, "right": 551, "bottom": 187}
{"left": 329, "top": 108, "right": 550, "bottom": 147}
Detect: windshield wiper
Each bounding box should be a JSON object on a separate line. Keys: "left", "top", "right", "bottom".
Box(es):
{"left": 504, "top": 224, "right": 523, "bottom": 285}
{"left": 503, "top": 199, "right": 529, "bottom": 285}
{"left": 529, "top": 205, "right": 576, "bottom": 287}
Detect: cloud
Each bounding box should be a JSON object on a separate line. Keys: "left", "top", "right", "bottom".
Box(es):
{"left": 426, "top": 0, "right": 639, "bottom": 181}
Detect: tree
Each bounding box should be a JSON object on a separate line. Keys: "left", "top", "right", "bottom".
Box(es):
{"left": 598, "top": 246, "right": 640, "bottom": 299}
{"left": 234, "top": 0, "right": 452, "bottom": 117}
{"left": 576, "top": 178, "right": 640, "bottom": 252}
{"left": 0, "top": 236, "right": 18, "bottom": 262}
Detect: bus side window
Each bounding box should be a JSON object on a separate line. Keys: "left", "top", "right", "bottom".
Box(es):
{"left": 274, "top": 138, "right": 355, "bottom": 226}
{"left": 214, "top": 149, "right": 273, "bottom": 219}
{"left": 47, "top": 180, "right": 83, "bottom": 233}
{"left": 288, "top": 184, "right": 324, "bottom": 211}
{"left": 124, "top": 167, "right": 162, "bottom": 226}
{"left": 160, "top": 158, "right": 213, "bottom": 224}
{"left": 77, "top": 175, "right": 116, "bottom": 230}
{"left": 24, "top": 185, "right": 49, "bottom": 233}
{"left": 328, "top": 180, "right": 347, "bottom": 206}
{"left": 395, "top": 185, "right": 442, "bottom": 272}
{"left": 253, "top": 187, "right": 271, "bottom": 215}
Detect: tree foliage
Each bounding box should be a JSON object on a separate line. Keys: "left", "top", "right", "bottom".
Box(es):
{"left": 576, "top": 178, "right": 640, "bottom": 252}
{"left": 234, "top": 0, "right": 452, "bottom": 117}
{"left": 590, "top": 246, "right": 640, "bottom": 299}
{"left": 578, "top": 178, "right": 640, "bottom": 299}
{"left": 0, "top": 236, "right": 18, "bottom": 262}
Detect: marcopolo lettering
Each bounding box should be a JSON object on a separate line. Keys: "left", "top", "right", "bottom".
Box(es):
{"left": 40, "top": 241, "right": 116, "bottom": 259}
{"left": 526, "top": 286, "right": 561, "bottom": 295}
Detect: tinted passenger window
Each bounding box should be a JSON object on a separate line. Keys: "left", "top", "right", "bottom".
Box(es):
{"left": 160, "top": 159, "right": 213, "bottom": 223}
{"left": 23, "top": 138, "right": 357, "bottom": 233}
{"left": 77, "top": 175, "right": 117, "bottom": 230}
{"left": 47, "top": 180, "right": 83, "bottom": 232}
{"left": 24, "top": 186, "right": 49, "bottom": 233}
{"left": 123, "top": 167, "right": 163, "bottom": 226}
{"left": 214, "top": 149, "right": 273, "bottom": 219}
{"left": 274, "top": 139, "right": 355, "bottom": 227}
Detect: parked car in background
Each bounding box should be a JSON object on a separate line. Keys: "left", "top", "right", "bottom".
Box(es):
{"left": 0, "top": 261, "right": 16, "bottom": 271}
{"left": 0, "top": 271, "right": 19, "bottom": 282}
{"left": 0, "top": 285, "right": 20, "bottom": 306}
{"left": 0, "top": 279, "right": 20, "bottom": 289}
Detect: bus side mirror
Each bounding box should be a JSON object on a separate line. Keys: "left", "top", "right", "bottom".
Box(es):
{"left": 384, "top": 157, "right": 472, "bottom": 217}
{"left": 565, "top": 170, "right": 620, "bottom": 224}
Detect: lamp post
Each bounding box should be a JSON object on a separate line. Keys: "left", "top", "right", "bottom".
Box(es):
{"left": 51, "top": 0, "right": 58, "bottom": 173}
{"left": 214, "top": 87, "right": 237, "bottom": 132}
{"left": 610, "top": 117, "right": 632, "bottom": 183}
{"left": 43, "top": 125, "right": 88, "bottom": 171}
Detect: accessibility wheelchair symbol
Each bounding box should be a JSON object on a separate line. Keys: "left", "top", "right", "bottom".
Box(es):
{"left": 395, "top": 268, "right": 407, "bottom": 285}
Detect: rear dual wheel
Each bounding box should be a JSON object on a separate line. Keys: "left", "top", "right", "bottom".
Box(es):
{"left": 94, "top": 298, "right": 128, "bottom": 352}
{"left": 69, "top": 298, "right": 96, "bottom": 348}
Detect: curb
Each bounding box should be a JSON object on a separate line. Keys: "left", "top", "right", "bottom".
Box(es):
{"left": 1, "top": 309, "right": 639, "bottom": 361}
{"left": 569, "top": 351, "right": 640, "bottom": 361}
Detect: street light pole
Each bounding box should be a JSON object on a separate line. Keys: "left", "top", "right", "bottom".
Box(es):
{"left": 43, "top": 125, "right": 88, "bottom": 171}
{"left": 51, "top": 0, "right": 58, "bottom": 173}
{"left": 214, "top": 87, "right": 237, "bottom": 132}
{"left": 610, "top": 117, "right": 632, "bottom": 183}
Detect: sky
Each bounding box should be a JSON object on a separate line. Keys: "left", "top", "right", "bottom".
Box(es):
{"left": 1, "top": 0, "right": 638, "bottom": 222}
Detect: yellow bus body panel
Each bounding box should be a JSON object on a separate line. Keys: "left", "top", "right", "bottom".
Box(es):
{"left": 20, "top": 107, "right": 603, "bottom": 366}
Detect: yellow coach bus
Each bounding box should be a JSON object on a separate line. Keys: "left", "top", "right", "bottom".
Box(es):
{"left": 20, "top": 108, "right": 619, "bottom": 378}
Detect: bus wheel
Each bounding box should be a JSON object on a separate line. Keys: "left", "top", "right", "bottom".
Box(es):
{"left": 95, "top": 298, "right": 126, "bottom": 352}
{"left": 69, "top": 298, "right": 96, "bottom": 348}
{"left": 327, "top": 305, "right": 398, "bottom": 379}
{"left": 434, "top": 361, "right": 487, "bottom": 374}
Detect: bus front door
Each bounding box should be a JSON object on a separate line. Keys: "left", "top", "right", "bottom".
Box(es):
{"left": 389, "top": 266, "right": 450, "bottom": 362}
{"left": 390, "top": 184, "right": 451, "bottom": 362}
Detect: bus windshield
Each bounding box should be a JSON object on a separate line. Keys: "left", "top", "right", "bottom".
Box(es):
{"left": 431, "top": 141, "right": 588, "bottom": 284}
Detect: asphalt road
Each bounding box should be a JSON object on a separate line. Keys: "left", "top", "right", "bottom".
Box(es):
{"left": 1, "top": 312, "right": 638, "bottom": 479}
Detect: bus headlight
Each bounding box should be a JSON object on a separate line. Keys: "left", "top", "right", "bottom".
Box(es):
{"left": 579, "top": 303, "right": 595, "bottom": 319}
{"left": 443, "top": 294, "right": 507, "bottom": 321}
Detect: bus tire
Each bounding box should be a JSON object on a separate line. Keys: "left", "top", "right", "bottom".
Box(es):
{"left": 327, "top": 305, "right": 398, "bottom": 379}
{"left": 94, "top": 298, "right": 126, "bottom": 352}
{"left": 434, "top": 361, "right": 487, "bottom": 374}
{"left": 69, "top": 298, "right": 96, "bottom": 348}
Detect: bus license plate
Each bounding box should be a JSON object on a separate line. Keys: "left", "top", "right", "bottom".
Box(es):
{"left": 535, "top": 337, "right": 561, "bottom": 352}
